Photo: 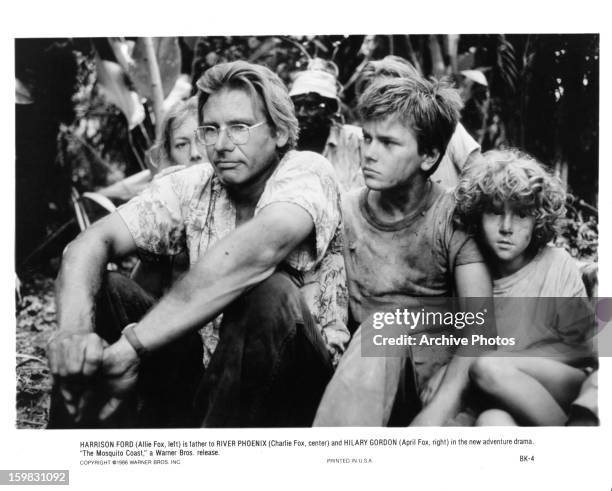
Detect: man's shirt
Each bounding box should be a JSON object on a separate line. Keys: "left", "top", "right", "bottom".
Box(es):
{"left": 118, "top": 150, "right": 349, "bottom": 366}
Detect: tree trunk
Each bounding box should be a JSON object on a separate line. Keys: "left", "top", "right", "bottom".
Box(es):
{"left": 142, "top": 37, "right": 165, "bottom": 142}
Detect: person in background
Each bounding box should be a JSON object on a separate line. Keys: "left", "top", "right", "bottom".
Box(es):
{"left": 290, "top": 56, "right": 482, "bottom": 192}
{"left": 129, "top": 97, "right": 204, "bottom": 296}
{"left": 290, "top": 59, "right": 365, "bottom": 191}
{"left": 99, "top": 97, "right": 204, "bottom": 203}
{"left": 91, "top": 97, "right": 204, "bottom": 297}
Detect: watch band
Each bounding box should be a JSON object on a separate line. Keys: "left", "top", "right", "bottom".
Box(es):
{"left": 122, "top": 322, "right": 148, "bottom": 358}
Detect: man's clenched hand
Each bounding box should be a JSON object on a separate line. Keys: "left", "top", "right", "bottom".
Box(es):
{"left": 47, "top": 331, "right": 107, "bottom": 419}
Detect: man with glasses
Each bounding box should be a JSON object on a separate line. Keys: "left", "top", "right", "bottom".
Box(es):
{"left": 47, "top": 61, "right": 348, "bottom": 428}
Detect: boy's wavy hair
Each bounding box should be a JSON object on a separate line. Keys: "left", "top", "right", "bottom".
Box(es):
{"left": 196, "top": 61, "right": 299, "bottom": 156}
{"left": 358, "top": 76, "right": 463, "bottom": 176}
{"left": 454, "top": 148, "right": 567, "bottom": 251}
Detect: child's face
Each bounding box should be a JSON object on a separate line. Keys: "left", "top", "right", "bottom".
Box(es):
{"left": 361, "top": 116, "right": 436, "bottom": 190}
{"left": 481, "top": 203, "right": 536, "bottom": 275}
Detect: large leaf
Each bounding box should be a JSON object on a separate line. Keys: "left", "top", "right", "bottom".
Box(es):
{"left": 129, "top": 37, "right": 181, "bottom": 100}
{"left": 248, "top": 37, "right": 281, "bottom": 63}
{"left": 95, "top": 57, "right": 145, "bottom": 130}
{"left": 497, "top": 35, "right": 518, "bottom": 93}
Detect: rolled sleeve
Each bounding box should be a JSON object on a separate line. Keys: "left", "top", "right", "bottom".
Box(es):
{"left": 117, "top": 173, "right": 187, "bottom": 255}
{"left": 256, "top": 151, "right": 342, "bottom": 271}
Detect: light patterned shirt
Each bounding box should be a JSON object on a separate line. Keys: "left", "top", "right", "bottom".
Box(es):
{"left": 117, "top": 150, "right": 349, "bottom": 366}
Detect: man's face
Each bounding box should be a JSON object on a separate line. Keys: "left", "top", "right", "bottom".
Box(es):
{"left": 292, "top": 92, "right": 335, "bottom": 153}
{"left": 361, "top": 115, "right": 435, "bottom": 190}
{"left": 202, "top": 87, "right": 286, "bottom": 188}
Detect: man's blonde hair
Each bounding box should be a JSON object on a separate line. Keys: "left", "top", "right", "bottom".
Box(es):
{"left": 197, "top": 61, "right": 299, "bottom": 155}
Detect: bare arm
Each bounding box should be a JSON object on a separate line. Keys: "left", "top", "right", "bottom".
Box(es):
{"left": 410, "top": 261, "right": 493, "bottom": 426}
{"left": 47, "top": 213, "right": 137, "bottom": 417}
{"left": 136, "top": 202, "right": 312, "bottom": 348}
{"left": 99, "top": 202, "right": 316, "bottom": 417}
{"left": 54, "top": 213, "right": 137, "bottom": 336}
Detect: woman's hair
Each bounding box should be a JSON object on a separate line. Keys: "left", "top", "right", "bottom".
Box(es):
{"left": 149, "top": 97, "right": 198, "bottom": 169}
{"left": 454, "top": 148, "right": 567, "bottom": 251}
{"left": 196, "top": 61, "right": 299, "bottom": 156}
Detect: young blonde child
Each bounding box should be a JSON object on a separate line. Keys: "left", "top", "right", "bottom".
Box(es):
{"left": 452, "top": 148, "right": 595, "bottom": 425}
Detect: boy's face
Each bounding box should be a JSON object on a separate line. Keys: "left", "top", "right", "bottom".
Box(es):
{"left": 361, "top": 116, "right": 436, "bottom": 190}
{"left": 481, "top": 203, "right": 536, "bottom": 275}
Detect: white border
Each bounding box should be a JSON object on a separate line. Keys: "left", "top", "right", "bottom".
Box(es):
{"left": 2, "top": 1, "right": 610, "bottom": 489}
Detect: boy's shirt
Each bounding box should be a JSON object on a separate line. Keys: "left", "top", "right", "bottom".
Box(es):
{"left": 343, "top": 182, "right": 483, "bottom": 324}
{"left": 342, "top": 182, "right": 484, "bottom": 384}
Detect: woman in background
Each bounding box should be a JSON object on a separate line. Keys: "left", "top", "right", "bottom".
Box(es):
{"left": 126, "top": 97, "right": 205, "bottom": 296}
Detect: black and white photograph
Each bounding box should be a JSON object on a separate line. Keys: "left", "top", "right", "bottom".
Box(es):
{"left": 14, "top": 33, "right": 599, "bottom": 430}
{"left": 3, "top": 1, "right": 610, "bottom": 488}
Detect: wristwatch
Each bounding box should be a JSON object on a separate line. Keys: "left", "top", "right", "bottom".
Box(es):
{"left": 122, "top": 322, "right": 148, "bottom": 358}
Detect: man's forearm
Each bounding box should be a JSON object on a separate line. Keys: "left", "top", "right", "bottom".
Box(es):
{"left": 132, "top": 252, "right": 273, "bottom": 351}
{"left": 55, "top": 234, "right": 112, "bottom": 334}
{"left": 130, "top": 205, "right": 310, "bottom": 352}
{"left": 55, "top": 213, "right": 138, "bottom": 334}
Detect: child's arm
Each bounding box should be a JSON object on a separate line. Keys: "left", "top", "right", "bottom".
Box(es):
{"left": 410, "top": 262, "right": 493, "bottom": 426}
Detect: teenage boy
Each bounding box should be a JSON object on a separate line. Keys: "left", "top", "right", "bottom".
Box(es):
{"left": 314, "top": 76, "right": 492, "bottom": 426}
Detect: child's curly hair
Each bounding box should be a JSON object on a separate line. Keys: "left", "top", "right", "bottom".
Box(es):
{"left": 454, "top": 148, "right": 567, "bottom": 251}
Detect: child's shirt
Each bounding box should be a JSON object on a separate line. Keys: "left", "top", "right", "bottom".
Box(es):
{"left": 493, "top": 245, "right": 592, "bottom": 354}
{"left": 343, "top": 182, "right": 483, "bottom": 325}
{"left": 342, "top": 182, "right": 484, "bottom": 384}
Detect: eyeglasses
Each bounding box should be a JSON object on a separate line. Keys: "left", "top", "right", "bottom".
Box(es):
{"left": 195, "top": 121, "right": 266, "bottom": 146}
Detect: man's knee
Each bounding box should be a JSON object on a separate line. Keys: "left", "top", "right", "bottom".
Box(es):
{"left": 243, "top": 272, "right": 301, "bottom": 311}
{"left": 225, "top": 272, "right": 303, "bottom": 339}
